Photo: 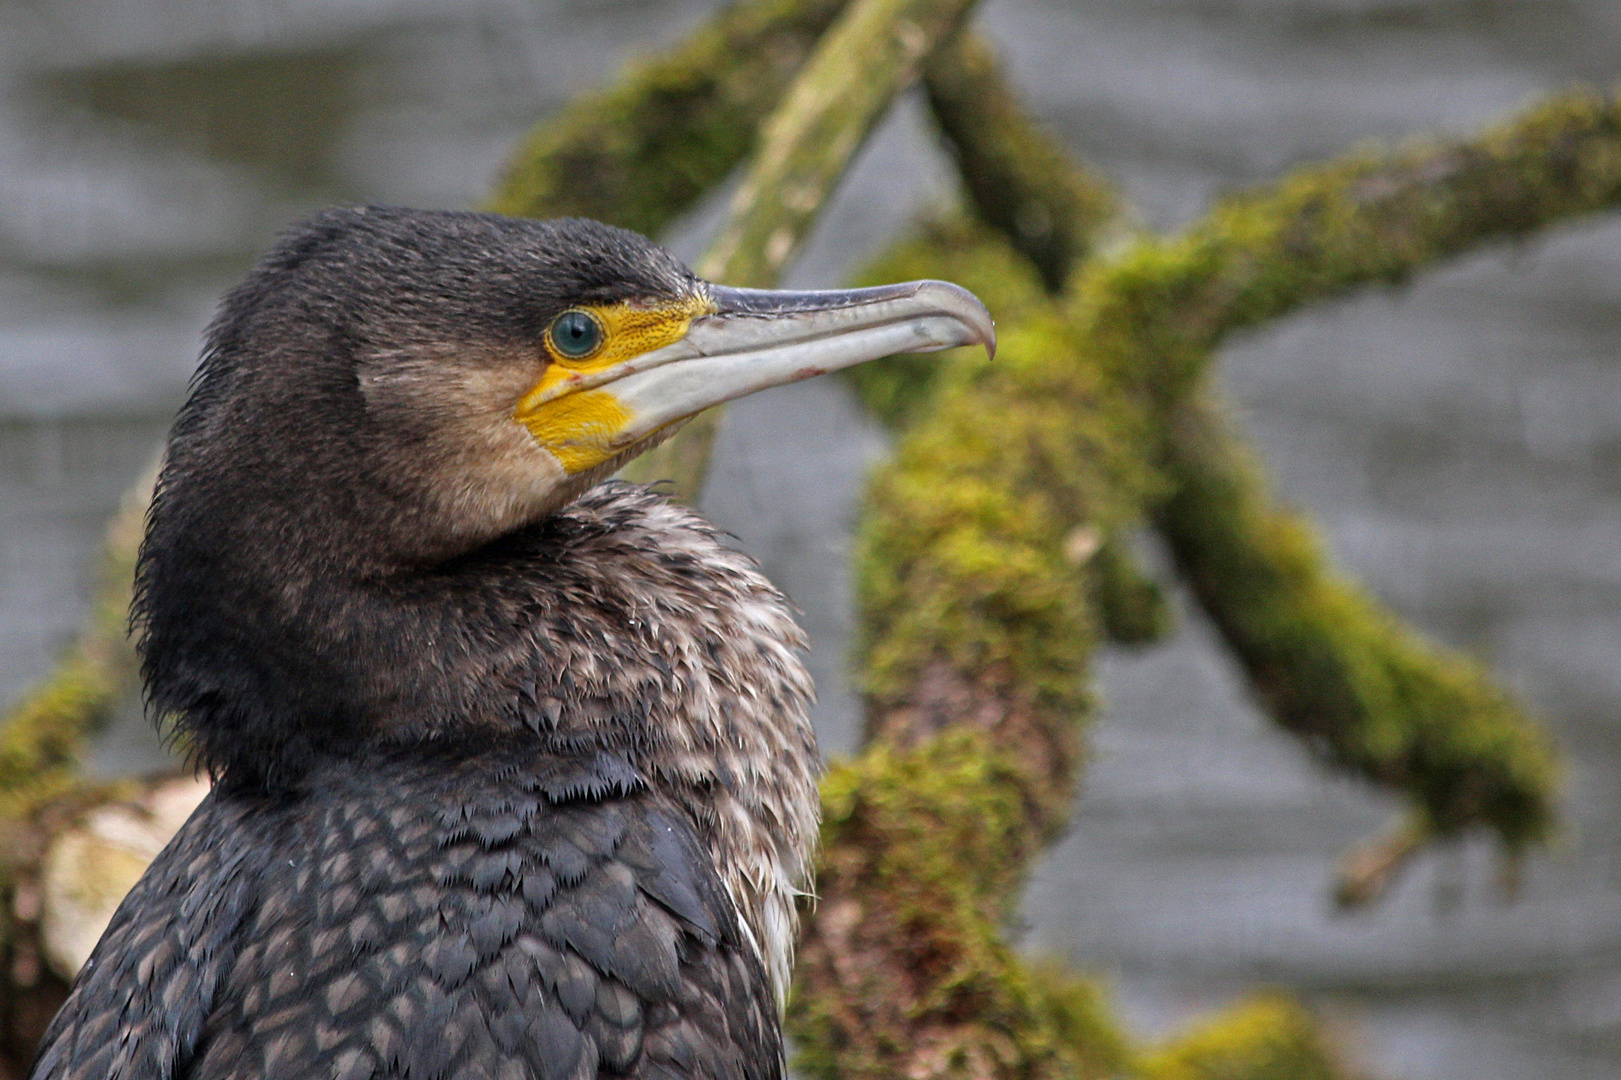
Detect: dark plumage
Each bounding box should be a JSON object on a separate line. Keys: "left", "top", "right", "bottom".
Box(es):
{"left": 28, "top": 206, "right": 992, "bottom": 1080}
{"left": 35, "top": 746, "right": 777, "bottom": 1080}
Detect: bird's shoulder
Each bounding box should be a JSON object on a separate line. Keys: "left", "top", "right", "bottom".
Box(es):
{"left": 29, "top": 788, "right": 276, "bottom": 1080}
{"left": 32, "top": 746, "right": 781, "bottom": 1080}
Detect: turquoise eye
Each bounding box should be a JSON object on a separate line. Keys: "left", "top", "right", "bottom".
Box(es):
{"left": 549, "top": 310, "right": 603, "bottom": 359}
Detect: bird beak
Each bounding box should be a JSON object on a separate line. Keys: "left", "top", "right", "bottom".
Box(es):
{"left": 514, "top": 279, "right": 994, "bottom": 475}
{"left": 639, "top": 280, "right": 989, "bottom": 430}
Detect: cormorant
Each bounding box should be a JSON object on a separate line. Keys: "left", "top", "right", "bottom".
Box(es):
{"left": 29, "top": 207, "right": 992, "bottom": 1080}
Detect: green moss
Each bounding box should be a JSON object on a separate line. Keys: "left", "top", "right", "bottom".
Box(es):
{"left": 485, "top": 0, "right": 849, "bottom": 235}
{"left": 792, "top": 731, "right": 1135, "bottom": 1080}
{"left": 852, "top": 220, "right": 1164, "bottom": 743}
{"left": 1088, "top": 534, "right": 1173, "bottom": 647}
{"left": 0, "top": 656, "right": 111, "bottom": 825}
{"left": 844, "top": 215, "right": 1176, "bottom": 650}
{"left": 924, "top": 33, "right": 1118, "bottom": 293}
{"left": 842, "top": 217, "right": 1055, "bottom": 429}
{"left": 791, "top": 731, "right": 1038, "bottom": 1080}
{"left": 1076, "top": 91, "right": 1621, "bottom": 407}
{"left": 699, "top": 0, "right": 984, "bottom": 287}
{"left": 856, "top": 324, "right": 1133, "bottom": 732}
{"left": 797, "top": 86, "right": 1615, "bottom": 1080}
{"left": 1138, "top": 994, "right": 1357, "bottom": 1080}
{"left": 796, "top": 729, "right": 1336, "bottom": 1080}
{"left": 0, "top": 488, "right": 144, "bottom": 827}
{"left": 819, "top": 730, "right": 1037, "bottom": 921}
{"left": 1157, "top": 397, "right": 1558, "bottom": 845}
{"left": 946, "top": 91, "right": 1613, "bottom": 847}
{"left": 1026, "top": 964, "right": 1136, "bottom": 1079}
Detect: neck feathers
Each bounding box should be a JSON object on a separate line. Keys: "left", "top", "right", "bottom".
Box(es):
{"left": 136, "top": 481, "right": 820, "bottom": 1000}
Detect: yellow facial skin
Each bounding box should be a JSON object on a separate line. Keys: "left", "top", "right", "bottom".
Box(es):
{"left": 515, "top": 295, "right": 713, "bottom": 474}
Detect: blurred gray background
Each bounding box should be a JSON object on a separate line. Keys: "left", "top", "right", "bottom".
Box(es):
{"left": 2, "top": 1, "right": 1619, "bottom": 1076}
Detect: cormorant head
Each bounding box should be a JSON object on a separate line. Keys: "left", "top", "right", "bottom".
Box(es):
{"left": 165, "top": 206, "right": 992, "bottom": 567}
{"left": 136, "top": 207, "right": 991, "bottom": 786}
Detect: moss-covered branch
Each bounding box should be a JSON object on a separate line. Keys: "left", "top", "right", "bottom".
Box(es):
{"left": 792, "top": 216, "right": 1164, "bottom": 1079}
{"left": 1137, "top": 994, "right": 1357, "bottom": 1080}
{"left": 0, "top": 466, "right": 156, "bottom": 1076}
{"left": 485, "top": 0, "right": 850, "bottom": 233}
{"left": 1157, "top": 396, "right": 1558, "bottom": 844}
{"left": 628, "top": 0, "right": 984, "bottom": 497}
{"left": 796, "top": 732, "right": 1081, "bottom": 1080}
{"left": 1075, "top": 97, "right": 1621, "bottom": 839}
{"left": 0, "top": 466, "right": 152, "bottom": 828}
{"left": 792, "top": 216, "right": 1360, "bottom": 1080}
{"left": 1084, "top": 90, "right": 1621, "bottom": 408}
{"left": 703, "top": 0, "right": 978, "bottom": 283}
{"left": 793, "top": 73, "right": 1621, "bottom": 1080}
{"left": 867, "top": 33, "right": 1176, "bottom": 646}
{"left": 922, "top": 32, "right": 1117, "bottom": 292}
{"left": 915, "top": 50, "right": 1604, "bottom": 843}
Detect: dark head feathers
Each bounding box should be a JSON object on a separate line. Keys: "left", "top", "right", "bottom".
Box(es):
{"left": 206, "top": 206, "right": 696, "bottom": 363}
{"left": 134, "top": 208, "right": 703, "bottom": 790}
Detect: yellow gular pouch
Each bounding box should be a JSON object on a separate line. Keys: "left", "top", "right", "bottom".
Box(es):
{"left": 515, "top": 295, "right": 713, "bottom": 474}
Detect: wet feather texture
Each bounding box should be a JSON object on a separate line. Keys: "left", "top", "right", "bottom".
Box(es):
{"left": 36, "top": 747, "right": 781, "bottom": 1080}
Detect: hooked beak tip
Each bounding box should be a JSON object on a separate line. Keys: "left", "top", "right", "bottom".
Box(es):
{"left": 920, "top": 279, "right": 996, "bottom": 360}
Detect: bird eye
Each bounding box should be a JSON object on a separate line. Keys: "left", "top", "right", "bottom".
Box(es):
{"left": 549, "top": 310, "right": 604, "bottom": 360}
